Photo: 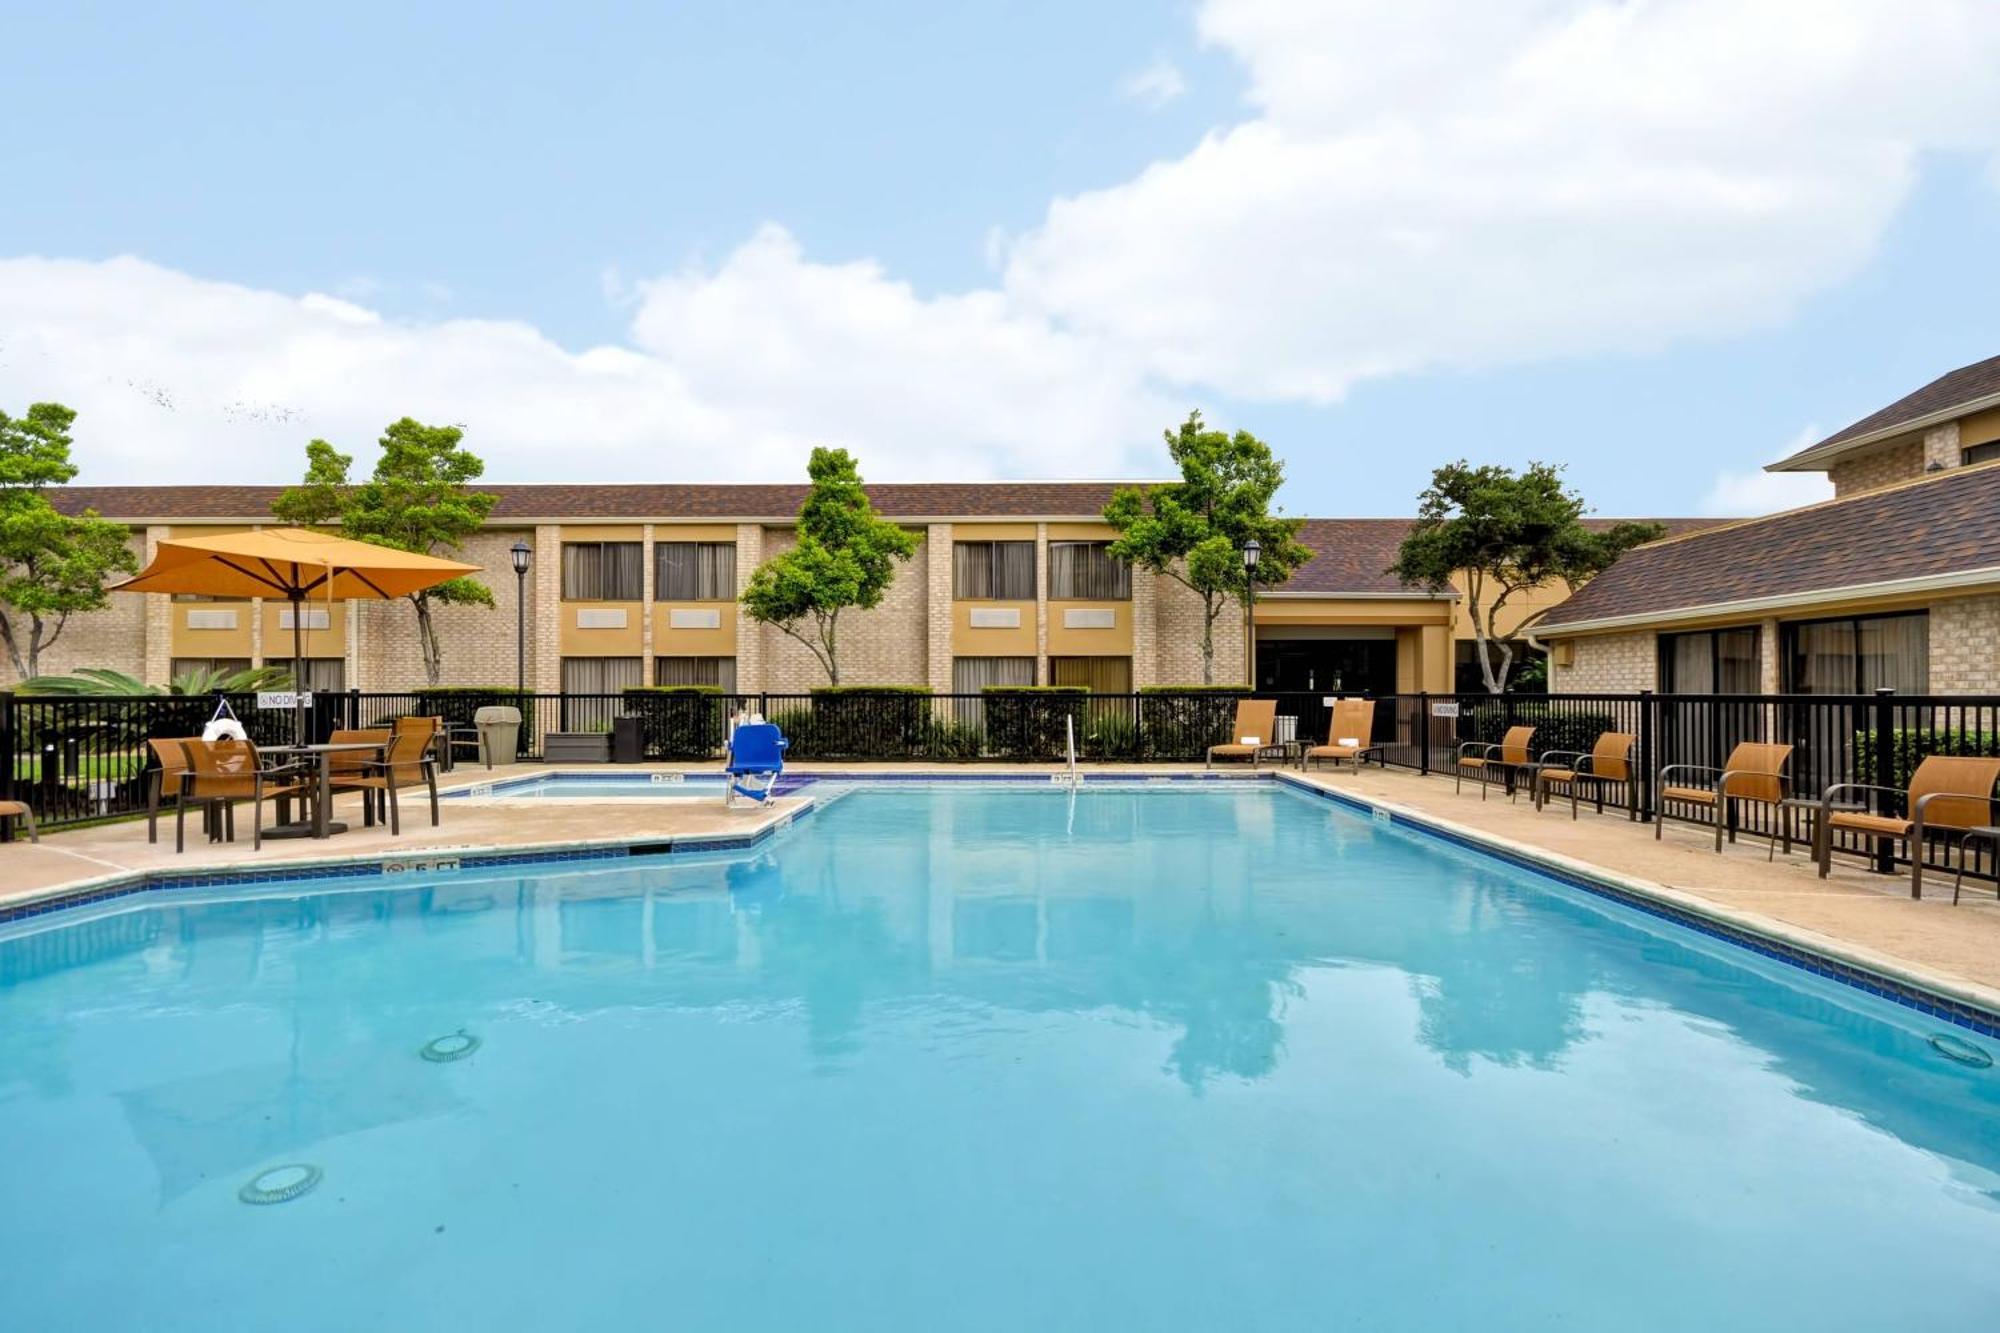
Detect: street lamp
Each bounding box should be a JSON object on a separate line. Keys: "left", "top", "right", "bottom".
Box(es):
{"left": 510, "top": 540, "right": 532, "bottom": 695}
{"left": 1241, "top": 539, "right": 1262, "bottom": 689}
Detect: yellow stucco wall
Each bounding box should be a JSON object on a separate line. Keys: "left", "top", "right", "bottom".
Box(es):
{"left": 558, "top": 601, "right": 644, "bottom": 655}
{"left": 1045, "top": 600, "right": 1135, "bottom": 656}
{"left": 949, "top": 601, "right": 1038, "bottom": 656}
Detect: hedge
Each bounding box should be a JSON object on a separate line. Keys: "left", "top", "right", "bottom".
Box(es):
{"left": 1851, "top": 727, "right": 2000, "bottom": 804}
{"left": 779, "top": 688, "right": 934, "bottom": 759}
{"left": 621, "top": 685, "right": 727, "bottom": 759}
{"left": 981, "top": 687, "right": 1087, "bottom": 759}
{"left": 414, "top": 687, "right": 538, "bottom": 753}
{"left": 1456, "top": 701, "right": 1615, "bottom": 760}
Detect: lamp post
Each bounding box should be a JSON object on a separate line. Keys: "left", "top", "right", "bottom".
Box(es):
{"left": 1241, "top": 538, "right": 1261, "bottom": 689}
{"left": 510, "top": 540, "right": 531, "bottom": 695}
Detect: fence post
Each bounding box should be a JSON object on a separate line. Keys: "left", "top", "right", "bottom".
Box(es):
{"left": 1638, "top": 690, "right": 1656, "bottom": 823}
{"left": 1417, "top": 692, "right": 1431, "bottom": 775}
{"left": 0, "top": 691, "right": 13, "bottom": 841}
{"left": 1872, "top": 687, "right": 1897, "bottom": 874}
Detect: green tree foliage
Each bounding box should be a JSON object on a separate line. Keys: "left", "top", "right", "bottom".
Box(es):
{"left": 20, "top": 663, "right": 294, "bottom": 696}
{"left": 0, "top": 402, "right": 139, "bottom": 680}
{"left": 740, "top": 447, "right": 918, "bottom": 685}
{"left": 273, "top": 419, "right": 497, "bottom": 685}
{"left": 1102, "top": 411, "right": 1312, "bottom": 684}
{"left": 1390, "top": 461, "right": 1664, "bottom": 693}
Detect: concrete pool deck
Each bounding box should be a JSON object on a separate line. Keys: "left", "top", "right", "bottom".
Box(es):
{"left": 4, "top": 760, "right": 1998, "bottom": 1013}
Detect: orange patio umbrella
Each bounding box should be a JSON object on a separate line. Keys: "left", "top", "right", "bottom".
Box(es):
{"left": 115, "top": 527, "right": 480, "bottom": 742}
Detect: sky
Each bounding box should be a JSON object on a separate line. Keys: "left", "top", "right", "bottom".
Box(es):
{"left": 4, "top": 0, "right": 2000, "bottom": 519}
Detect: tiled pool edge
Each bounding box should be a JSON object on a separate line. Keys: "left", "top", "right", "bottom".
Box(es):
{"left": 1275, "top": 771, "right": 2000, "bottom": 1041}
{"left": 0, "top": 798, "right": 816, "bottom": 926}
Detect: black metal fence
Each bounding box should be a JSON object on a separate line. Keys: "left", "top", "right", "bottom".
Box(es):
{"left": 5, "top": 688, "right": 1999, "bottom": 884}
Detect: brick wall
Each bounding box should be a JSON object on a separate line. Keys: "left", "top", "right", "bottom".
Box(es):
{"left": 1929, "top": 593, "right": 2000, "bottom": 694}
{"left": 353, "top": 528, "right": 534, "bottom": 691}
{"left": 0, "top": 530, "right": 149, "bottom": 686}
{"left": 1550, "top": 631, "right": 1656, "bottom": 693}
{"left": 1828, "top": 438, "right": 1923, "bottom": 496}
{"left": 754, "top": 528, "right": 930, "bottom": 693}
{"left": 1152, "top": 577, "right": 1247, "bottom": 686}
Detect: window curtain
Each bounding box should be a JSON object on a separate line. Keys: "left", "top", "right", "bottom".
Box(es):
{"left": 301, "top": 658, "right": 346, "bottom": 693}
{"left": 953, "top": 542, "right": 1035, "bottom": 599}
{"left": 1859, "top": 615, "right": 1928, "bottom": 693}
{"left": 170, "top": 657, "right": 252, "bottom": 679}
{"left": 561, "top": 657, "right": 643, "bottom": 694}
{"left": 562, "top": 543, "right": 643, "bottom": 600}
{"left": 1664, "top": 633, "right": 1715, "bottom": 693}
{"left": 1048, "top": 542, "right": 1131, "bottom": 600}
{"left": 1715, "top": 629, "right": 1760, "bottom": 694}
{"left": 654, "top": 656, "right": 738, "bottom": 691}
{"left": 655, "top": 542, "right": 735, "bottom": 600}
{"left": 1050, "top": 656, "right": 1132, "bottom": 693}
{"left": 951, "top": 656, "right": 1036, "bottom": 692}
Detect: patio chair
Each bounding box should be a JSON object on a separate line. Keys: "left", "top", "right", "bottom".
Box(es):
{"left": 725, "top": 721, "right": 788, "bottom": 805}
{"left": 0, "top": 799, "right": 37, "bottom": 843}
{"left": 1657, "top": 741, "right": 1793, "bottom": 856}
{"left": 394, "top": 716, "right": 448, "bottom": 780}
{"left": 1534, "top": 732, "right": 1638, "bottom": 820}
{"left": 332, "top": 728, "right": 440, "bottom": 835}
{"left": 174, "top": 738, "right": 312, "bottom": 854}
{"left": 1303, "top": 699, "right": 1380, "bottom": 772}
{"left": 1815, "top": 755, "right": 2000, "bottom": 899}
{"left": 145, "top": 736, "right": 203, "bottom": 844}
{"left": 325, "top": 728, "right": 392, "bottom": 824}
{"left": 1206, "top": 699, "right": 1279, "bottom": 769}
{"left": 1456, "top": 725, "right": 1537, "bottom": 801}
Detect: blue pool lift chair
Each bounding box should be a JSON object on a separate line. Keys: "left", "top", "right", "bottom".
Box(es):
{"left": 725, "top": 722, "right": 788, "bottom": 805}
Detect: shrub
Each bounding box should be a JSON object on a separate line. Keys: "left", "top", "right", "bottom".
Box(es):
{"left": 412, "top": 686, "right": 539, "bottom": 758}
{"left": 1138, "top": 684, "right": 1253, "bottom": 695}
{"left": 981, "top": 687, "right": 1088, "bottom": 760}
{"left": 1083, "top": 710, "right": 1142, "bottom": 760}
{"left": 790, "top": 687, "right": 935, "bottom": 759}
{"left": 1137, "top": 692, "right": 1245, "bottom": 760}
{"left": 1457, "top": 701, "right": 1615, "bottom": 760}
{"left": 1852, "top": 726, "right": 2000, "bottom": 797}
{"left": 921, "top": 716, "right": 985, "bottom": 761}
{"left": 621, "top": 686, "right": 727, "bottom": 759}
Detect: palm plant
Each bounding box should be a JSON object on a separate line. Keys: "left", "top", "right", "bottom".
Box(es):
{"left": 19, "top": 664, "right": 295, "bottom": 696}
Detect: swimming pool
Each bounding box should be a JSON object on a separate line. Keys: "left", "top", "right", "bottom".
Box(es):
{"left": 2, "top": 783, "right": 1996, "bottom": 1330}
{"left": 444, "top": 772, "right": 780, "bottom": 800}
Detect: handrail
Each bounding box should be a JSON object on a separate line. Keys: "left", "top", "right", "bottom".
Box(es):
{"left": 1065, "top": 714, "right": 1080, "bottom": 788}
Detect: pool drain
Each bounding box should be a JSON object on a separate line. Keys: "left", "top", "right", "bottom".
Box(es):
{"left": 420, "top": 1030, "right": 481, "bottom": 1063}
{"left": 1928, "top": 1032, "right": 1993, "bottom": 1068}
{"left": 238, "top": 1164, "right": 322, "bottom": 1206}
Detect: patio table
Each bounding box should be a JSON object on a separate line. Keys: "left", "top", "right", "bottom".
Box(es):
{"left": 259, "top": 741, "right": 386, "bottom": 840}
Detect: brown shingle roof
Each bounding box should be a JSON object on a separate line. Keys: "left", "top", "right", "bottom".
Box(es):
{"left": 1777, "top": 352, "right": 2000, "bottom": 466}
{"left": 46, "top": 482, "right": 1158, "bottom": 522}
{"left": 1538, "top": 463, "right": 2000, "bottom": 630}
{"left": 46, "top": 484, "right": 1707, "bottom": 599}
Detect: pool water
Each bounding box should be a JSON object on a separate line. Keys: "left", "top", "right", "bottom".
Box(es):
{"left": 447, "top": 774, "right": 791, "bottom": 800}
{"left": 2, "top": 785, "right": 1997, "bottom": 1330}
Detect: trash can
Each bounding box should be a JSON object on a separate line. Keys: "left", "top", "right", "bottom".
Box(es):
{"left": 473, "top": 705, "right": 523, "bottom": 768}
{"left": 611, "top": 715, "right": 645, "bottom": 764}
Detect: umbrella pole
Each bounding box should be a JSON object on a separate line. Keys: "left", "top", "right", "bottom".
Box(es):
{"left": 292, "top": 591, "right": 307, "bottom": 746}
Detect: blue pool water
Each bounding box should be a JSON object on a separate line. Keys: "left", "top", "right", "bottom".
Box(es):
{"left": 2, "top": 784, "right": 1997, "bottom": 1330}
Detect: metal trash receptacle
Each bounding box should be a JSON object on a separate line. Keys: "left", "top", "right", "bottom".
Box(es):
{"left": 473, "top": 705, "right": 522, "bottom": 768}
{"left": 611, "top": 715, "right": 645, "bottom": 764}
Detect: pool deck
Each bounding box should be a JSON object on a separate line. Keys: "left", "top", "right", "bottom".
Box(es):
{"left": 4, "top": 760, "right": 1999, "bottom": 1013}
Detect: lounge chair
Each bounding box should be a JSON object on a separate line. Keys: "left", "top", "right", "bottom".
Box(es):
{"left": 146, "top": 736, "right": 203, "bottom": 844}
{"left": 332, "top": 728, "right": 439, "bottom": 834}
{"left": 0, "top": 799, "right": 37, "bottom": 843}
{"left": 726, "top": 722, "right": 788, "bottom": 804}
{"left": 1533, "top": 732, "right": 1638, "bottom": 820}
{"left": 1303, "top": 699, "right": 1380, "bottom": 772}
{"left": 174, "top": 738, "right": 311, "bottom": 853}
{"left": 1657, "top": 741, "right": 1793, "bottom": 856}
{"left": 1456, "top": 725, "right": 1536, "bottom": 800}
{"left": 1815, "top": 754, "right": 2000, "bottom": 898}
{"left": 1206, "top": 699, "right": 1279, "bottom": 769}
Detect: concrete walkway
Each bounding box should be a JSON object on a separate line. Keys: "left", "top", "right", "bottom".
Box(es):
{"left": 4, "top": 759, "right": 1997, "bottom": 1009}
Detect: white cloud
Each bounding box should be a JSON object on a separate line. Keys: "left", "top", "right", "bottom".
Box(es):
{"left": 6, "top": 1, "right": 2000, "bottom": 491}
{"left": 1121, "top": 57, "right": 1187, "bottom": 109}
{"left": 1699, "top": 429, "right": 1836, "bottom": 514}
{"left": 0, "top": 244, "right": 1172, "bottom": 484}
{"left": 1006, "top": 0, "right": 2000, "bottom": 399}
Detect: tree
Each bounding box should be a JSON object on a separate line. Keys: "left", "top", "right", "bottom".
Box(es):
{"left": 741, "top": 447, "right": 918, "bottom": 685}
{"left": 1389, "top": 461, "right": 1663, "bottom": 693}
{"left": 0, "top": 402, "right": 139, "bottom": 680}
{"left": 1102, "top": 411, "right": 1312, "bottom": 684}
{"left": 273, "top": 419, "right": 497, "bottom": 685}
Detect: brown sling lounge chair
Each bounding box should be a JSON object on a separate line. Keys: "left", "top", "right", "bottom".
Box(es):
{"left": 1304, "top": 699, "right": 1380, "bottom": 772}
{"left": 1657, "top": 741, "right": 1793, "bottom": 856}
{"left": 1206, "top": 699, "right": 1279, "bottom": 769}
{"left": 1533, "top": 732, "right": 1637, "bottom": 820}
{"left": 174, "top": 738, "right": 311, "bottom": 853}
{"left": 1815, "top": 754, "right": 2000, "bottom": 899}
{"left": 331, "top": 727, "right": 440, "bottom": 834}
{"left": 1456, "top": 725, "right": 1536, "bottom": 800}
